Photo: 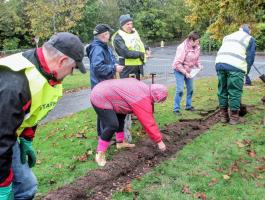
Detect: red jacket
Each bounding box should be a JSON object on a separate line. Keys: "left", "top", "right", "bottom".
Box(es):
{"left": 90, "top": 78, "right": 168, "bottom": 143}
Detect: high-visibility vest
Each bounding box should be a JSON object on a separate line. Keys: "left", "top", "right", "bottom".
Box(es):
{"left": 0, "top": 53, "right": 62, "bottom": 135}
{"left": 215, "top": 30, "right": 251, "bottom": 73}
{"left": 112, "top": 29, "right": 145, "bottom": 66}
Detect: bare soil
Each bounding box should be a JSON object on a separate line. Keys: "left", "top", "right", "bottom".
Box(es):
{"left": 43, "top": 109, "right": 222, "bottom": 200}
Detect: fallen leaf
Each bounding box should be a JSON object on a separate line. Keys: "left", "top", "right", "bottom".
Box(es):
{"left": 215, "top": 168, "right": 224, "bottom": 173}
{"left": 182, "top": 184, "right": 191, "bottom": 194}
{"left": 74, "top": 151, "right": 92, "bottom": 162}
{"left": 76, "top": 133, "right": 87, "bottom": 139}
{"left": 122, "top": 184, "right": 133, "bottom": 193}
{"left": 235, "top": 141, "right": 245, "bottom": 148}
{"left": 195, "top": 192, "right": 207, "bottom": 200}
{"left": 256, "top": 182, "right": 263, "bottom": 187}
{"left": 255, "top": 165, "right": 265, "bottom": 172}
{"left": 48, "top": 179, "right": 56, "bottom": 185}
{"left": 54, "top": 164, "right": 63, "bottom": 169}
{"left": 251, "top": 173, "right": 263, "bottom": 179}
{"left": 36, "top": 160, "right": 42, "bottom": 165}
{"left": 247, "top": 150, "right": 256, "bottom": 158}
{"left": 242, "top": 139, "right": 252, "bottom": 146}
{"left": 208, "top": 178, "right": 219, "bottom": 187}
{"left": 228, "top": 161, "right": 240, "bottom": 175}
{"left": 223, "top": 174, "right": 230, "bottom": 180}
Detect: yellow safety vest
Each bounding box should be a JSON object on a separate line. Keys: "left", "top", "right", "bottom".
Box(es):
{"left": 215, "top": 30, "right": 251, "bottom": 73}
{"left": 0, "top": 53, "right": 62, "bottom": 135}
{"left": 112, "top": 29, "right": 145, "bottom": 66}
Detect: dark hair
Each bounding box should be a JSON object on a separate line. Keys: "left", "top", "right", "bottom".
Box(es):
{"left": 188, "top": 31, "right": 200, "bottom": 41}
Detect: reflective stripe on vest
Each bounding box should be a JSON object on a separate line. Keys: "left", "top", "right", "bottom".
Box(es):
{"left": 114, "top": 29, "right": 145, "bottom": 66}
{"left": 0, "top": 53, "right": 62, "bottom": 135}
{"left": 215, "top": 30, "right": 251, "bottom": 73}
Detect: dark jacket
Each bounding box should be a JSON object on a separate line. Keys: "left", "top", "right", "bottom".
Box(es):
{"left": 112, "top": 33, "right": 144, "bottom": 66}
{"left": 86, "top": 38, "right": 116, "bottom": 88}
{"left": 0, "top": 49, "right": 57, "bottom": 184}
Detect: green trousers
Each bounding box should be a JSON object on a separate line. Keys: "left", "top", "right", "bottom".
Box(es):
{"left": 217, "top": 70, "right": 244, "bottom": 111}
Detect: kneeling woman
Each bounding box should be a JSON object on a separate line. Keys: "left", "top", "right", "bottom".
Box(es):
{"left": 90, "top": 78, "right": 168, "bottom": 166}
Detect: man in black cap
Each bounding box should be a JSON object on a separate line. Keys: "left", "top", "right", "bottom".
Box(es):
{"left": 0, "top": 32, "right": 86, "bottom": 200}
{"left": 86, "top": 24, "right": 124, "bottom": 88}
{"left": 112, "top": 14, "right": 147, "bottom": 80}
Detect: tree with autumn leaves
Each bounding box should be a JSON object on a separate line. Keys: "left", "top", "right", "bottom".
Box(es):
{"left": 0, "top": 0, "right": 264, "bottom": 51}
{"left": 185, "top": 0, "right": 265, "bottom": 49}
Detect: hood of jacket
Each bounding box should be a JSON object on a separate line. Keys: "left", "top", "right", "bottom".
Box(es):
{"left": 150, "top": 84, "right": 168, "bottom": 103}
{"left": 86, "top": 38, "right": 108, "bottom": 57}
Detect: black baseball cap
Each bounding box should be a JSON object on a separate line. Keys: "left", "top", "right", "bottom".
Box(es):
{"left": 93, "top": 24, "right": 114, "bottom": 36}
{"left": 47, "top": 32, "right": 86, "bottom": 73}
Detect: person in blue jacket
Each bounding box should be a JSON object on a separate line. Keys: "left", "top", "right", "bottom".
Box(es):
{"left": 86, "top": 24, "right": 134, "bottom": 150}
{"left": 86, "top": 24, "right": 124, "bottom": 89}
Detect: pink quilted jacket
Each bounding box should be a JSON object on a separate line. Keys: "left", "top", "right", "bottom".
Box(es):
{"left": 172, "top": 39, "right": 202, "bottom": 75}
{"left": 90, "top": 78, "right": 168, "bottom": 143}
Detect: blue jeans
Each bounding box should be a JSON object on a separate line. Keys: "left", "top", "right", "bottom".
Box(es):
{"left": 12, "top": 142, "right": 37, "bottom": 200}
{"left": 173, "top": 70, "right": 193, "bottom": 111}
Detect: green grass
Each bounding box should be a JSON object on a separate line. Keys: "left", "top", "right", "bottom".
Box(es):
{"left": 33, "top": 78, "right": 265, "bottom": 198}
{"left": 112, "top": 81, "right": 265, "bottom": 200}
{"left": 62, "top": 70, "right": 90, "bottom": 91}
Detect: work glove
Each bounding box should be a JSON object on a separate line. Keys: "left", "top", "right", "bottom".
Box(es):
{"left": 19, "top": 138, "right": 36, "bottom": 168}
{"left": 0, "top": 183, "right": 12, "bottom": 200}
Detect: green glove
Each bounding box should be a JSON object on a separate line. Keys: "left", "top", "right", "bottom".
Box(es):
{"left": 0, "top": 184, "right": 12, "bottom": 200}
{"left": 19, "top": 138, "right": 36, "bottom": 168}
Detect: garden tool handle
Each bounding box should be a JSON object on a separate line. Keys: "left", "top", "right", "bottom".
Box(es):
{"left": 252, "top": 64, "right": 262, "bottom": 75}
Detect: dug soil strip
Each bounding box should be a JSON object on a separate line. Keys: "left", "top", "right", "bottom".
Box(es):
{"left": 43, "top": 109, "right": 221, "bottom": 200}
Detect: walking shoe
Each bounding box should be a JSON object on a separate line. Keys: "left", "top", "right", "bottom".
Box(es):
{"left": 185, "top": 106, "right": 195, "bottom": 111}
{"left": 220, "top": 107, "right": 229, "bottom": 123}
{"left": 116, "top": 142, "right": 135, "bottom": 149}
{"left": 173, "top": 110, "right": 182, "bottom": 116}
{"left": 95, "top": 151, "right": 106, "bottom": 166}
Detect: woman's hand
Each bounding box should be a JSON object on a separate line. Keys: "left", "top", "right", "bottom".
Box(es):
{"left": 185, "top": 72, "right": 192, "bottom": 79}
{"left": 157, "top": 141, "right": 166, "bottom": 151}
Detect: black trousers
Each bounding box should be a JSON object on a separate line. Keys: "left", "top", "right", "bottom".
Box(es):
{"left": 120, "top": 65, "right": 143, "bottom": 80}
{"left": 93, "top": 105, "right": 126, "bottom": 141}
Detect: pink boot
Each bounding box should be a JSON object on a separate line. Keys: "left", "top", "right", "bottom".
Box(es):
{"left": 116, "top": 132, "right": 135, "bottom": 149}
{"left": 95, "top": 138, "right": 110, "bottom": 166}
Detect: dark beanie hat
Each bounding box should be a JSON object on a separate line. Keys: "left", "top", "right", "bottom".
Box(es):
{"left": 119, "top": 14, "right": 133, "bottom": 27}
{"left": 93, "top": 24, "right": 113, "bottom": 36}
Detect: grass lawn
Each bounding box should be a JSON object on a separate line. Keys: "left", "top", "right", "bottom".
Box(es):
{"left": 112, "top": 82, "right": 265, "bottom": 200}
{"left": 33, "top": 78, "right": 265, "bottom": 198}
{"left": 62, "top": 70, "right": 90, "bottom": 91}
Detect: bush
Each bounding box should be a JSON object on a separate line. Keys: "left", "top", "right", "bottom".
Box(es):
{"left": 3, "top": 37, "right": 20, "bottom": 50}
{"left": 255, "top": 23, "right": 265, "bottom": 51}
{"left": 200, "top": 32, "right": 221, "bottom": 52}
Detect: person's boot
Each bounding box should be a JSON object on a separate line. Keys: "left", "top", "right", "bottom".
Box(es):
{"left": 220, "top": 107, "right": 229, "bottom": 123}
{"left": 95, "top": 138, "right": 109, "bottom": 166}
{"left": 116, "top": 142, "right": 135, "bottom": 149}
{"left": 95, "top": 151, "right": 106, "bottom": 166}
{"left": 116, "top": 131, "right": 135, "bottom": 149}
{"left": 229, "top": 110, "right": 240, "bottom": 125}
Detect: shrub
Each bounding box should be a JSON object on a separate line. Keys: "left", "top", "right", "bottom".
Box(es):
{"left": 3, "top": 37, "right": 20, "bottom": 50}
{"left": 255, "top": 23, "right": 265, "bottom": 51}
{"left": 200, "top": 32, "right": 221, "bottom": 52}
